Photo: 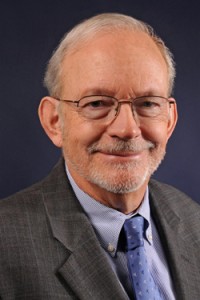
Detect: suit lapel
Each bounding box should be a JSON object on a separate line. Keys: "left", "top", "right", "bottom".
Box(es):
{"left": 41, "top": 161, "right": 128, "bottom": 300}
{"left": 58, "top": 223, "right": 129, "bottom": 300}
{"left": 149, "top": 181, "right": 200, "bottom": 300}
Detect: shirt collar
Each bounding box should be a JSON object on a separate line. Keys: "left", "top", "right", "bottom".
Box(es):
{"left": 66, "top": 166, "right": 153, "bottom": 257}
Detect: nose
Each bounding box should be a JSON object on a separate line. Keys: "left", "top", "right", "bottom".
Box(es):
{"left": 106, "top": 102, "right": 141, "bottom": 140}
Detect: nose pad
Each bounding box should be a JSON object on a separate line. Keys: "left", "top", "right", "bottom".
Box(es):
{"left": 115, "top": 101, "right": 139, "bottom": 124}
{"left": 108, "top": 101, "right": 141, "bottom": 139}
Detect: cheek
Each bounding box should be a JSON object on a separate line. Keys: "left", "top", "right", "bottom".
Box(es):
{"left": 62, "top": 112, "right": 106, "bottom": 152}
{"left": 141, "top": 121, "right": 169, "bottom": 146}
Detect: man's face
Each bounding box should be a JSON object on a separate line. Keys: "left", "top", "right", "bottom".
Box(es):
{"left": 58, "top": 30, "right": 177, "bottom": 199}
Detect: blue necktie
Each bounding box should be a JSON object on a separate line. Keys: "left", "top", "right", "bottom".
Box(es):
{"left": 124, "top": 216, "right": 163, "bottom": 300}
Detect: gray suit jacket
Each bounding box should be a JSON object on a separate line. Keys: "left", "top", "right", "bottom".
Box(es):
{"left": 0, "top": 159, "right": 200, "bottom": 299}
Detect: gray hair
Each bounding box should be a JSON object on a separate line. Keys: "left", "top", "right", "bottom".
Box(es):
{"left": 44, "top": 13, "right": 175, "bottom": 97}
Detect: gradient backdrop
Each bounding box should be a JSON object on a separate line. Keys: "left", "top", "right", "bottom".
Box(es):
{"left": 1, "top": 0, "right": 200, "bottom": 204}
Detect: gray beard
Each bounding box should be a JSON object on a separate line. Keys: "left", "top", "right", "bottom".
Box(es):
{"left": 64, "top": 138, "right": 166, "bottom": 194}
{"left": 85, "top": 149, "right": 165, "bottom": 194}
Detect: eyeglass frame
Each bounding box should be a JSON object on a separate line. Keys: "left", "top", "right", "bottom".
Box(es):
{"left": 53, "top": 94, "right": 175, "bottom": 121}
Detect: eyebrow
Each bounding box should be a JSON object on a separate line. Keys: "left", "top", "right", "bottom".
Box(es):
{"left": 80, "top": 87, "right": 116, "bottom": 97}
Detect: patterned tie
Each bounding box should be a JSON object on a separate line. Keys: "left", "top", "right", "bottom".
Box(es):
{"left": 124, "top": 216, "right": 163, "bottom": 300}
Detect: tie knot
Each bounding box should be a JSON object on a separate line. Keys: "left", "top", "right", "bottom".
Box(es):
{"left": 124, "top": 215, "right": 144, "bottom": 250}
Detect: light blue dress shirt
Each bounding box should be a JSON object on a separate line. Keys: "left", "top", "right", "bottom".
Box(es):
{"left": 66, "top": 168, "right": 175, "bottom": 300}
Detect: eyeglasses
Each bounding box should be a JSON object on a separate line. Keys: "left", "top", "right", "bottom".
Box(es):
{"left": 54, "top": 95, "right": 175, "bottom": 122}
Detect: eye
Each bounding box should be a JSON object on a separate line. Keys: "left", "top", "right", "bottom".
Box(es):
{"left": 80, "top": 96, "right": 116, "bottom": 109}
{"left": 141, "top": 100, "right": 159, "bottom": 108}
{"left": 87, "top": 100, "right": 108, "bottom": 108}
{"left": 142, "top": 101, "right": 158, "bottom": 108}
{"left": 134, "top": 96, "right": 164, "bottom": 118}
{"left": 78, "top": 96, "right": 116, "bottom": 120}
{"left": 135, "top": 97, "right": 161, "bottom": 109}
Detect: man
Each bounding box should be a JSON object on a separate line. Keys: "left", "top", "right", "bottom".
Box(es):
{"left": 0, "top": 13, "right": 199, "bottom": 300}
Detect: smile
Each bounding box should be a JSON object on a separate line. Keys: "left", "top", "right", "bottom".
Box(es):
{"left": 97, "top": 150, "right": 145, "bottom": 160}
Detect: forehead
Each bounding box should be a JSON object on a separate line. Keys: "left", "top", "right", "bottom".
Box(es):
{"left": 60, "top": 29, "right": 169, "bottom": 97}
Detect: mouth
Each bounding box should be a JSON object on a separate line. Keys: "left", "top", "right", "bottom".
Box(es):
{"left": 88, "top": 140, "right": 155, "bottom": 160}
{"left": 100, "top": 150, "right": 141, "bottom": 156}
{"left": 96, "top": 150, "right": 145, "bottom": 161}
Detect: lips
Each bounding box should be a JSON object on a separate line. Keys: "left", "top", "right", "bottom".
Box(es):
{"left": 94, "top": 150, "right": 146, "bottom": 164}
{"left": 99, "top": 151, "right": 142, "bottom": 157}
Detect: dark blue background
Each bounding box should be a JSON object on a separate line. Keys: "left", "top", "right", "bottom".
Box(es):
{"left": 0, "top": 0, "right": 199, "bottom": 204}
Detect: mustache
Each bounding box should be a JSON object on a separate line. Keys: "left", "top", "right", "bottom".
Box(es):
{"left": 88, "top": 139, "right": 155, "bottom": 154}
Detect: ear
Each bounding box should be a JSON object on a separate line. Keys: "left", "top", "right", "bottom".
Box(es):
{"left": 166, "top": 97, "right": 178, "bottom": 140}
{"left": 38, "top": 96, "right": 63, "bottom": 148}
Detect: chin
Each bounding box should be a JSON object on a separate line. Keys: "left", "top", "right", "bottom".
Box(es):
{"left": 87, "top": 167, "right": 150, "bottom": 194}
{"left": 87, "top": 151, "right": 166, "bottom": 194}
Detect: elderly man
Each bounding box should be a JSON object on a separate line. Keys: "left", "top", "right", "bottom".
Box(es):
{"left": 0, "top": 13, "right": 199, "bottom": 300}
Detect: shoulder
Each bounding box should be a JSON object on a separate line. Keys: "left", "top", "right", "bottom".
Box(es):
{"left": 0, "top": 158, "right": 67, "bottom": 217}
{"left": 0, "top": 158, "right": 76, "bottom": 254}
{"left": 149, "top": 178, "right": 200, "bottom": 225}
{"left": 149, "top": 178, "right": 195, "bottom": 203}
{"left": 149, "top": 178, "right": 199, "bottom": 200}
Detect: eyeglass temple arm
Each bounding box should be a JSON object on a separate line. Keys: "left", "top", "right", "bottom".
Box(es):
{"left": 53, "top": 97, "right": 79, "bottom": 104}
